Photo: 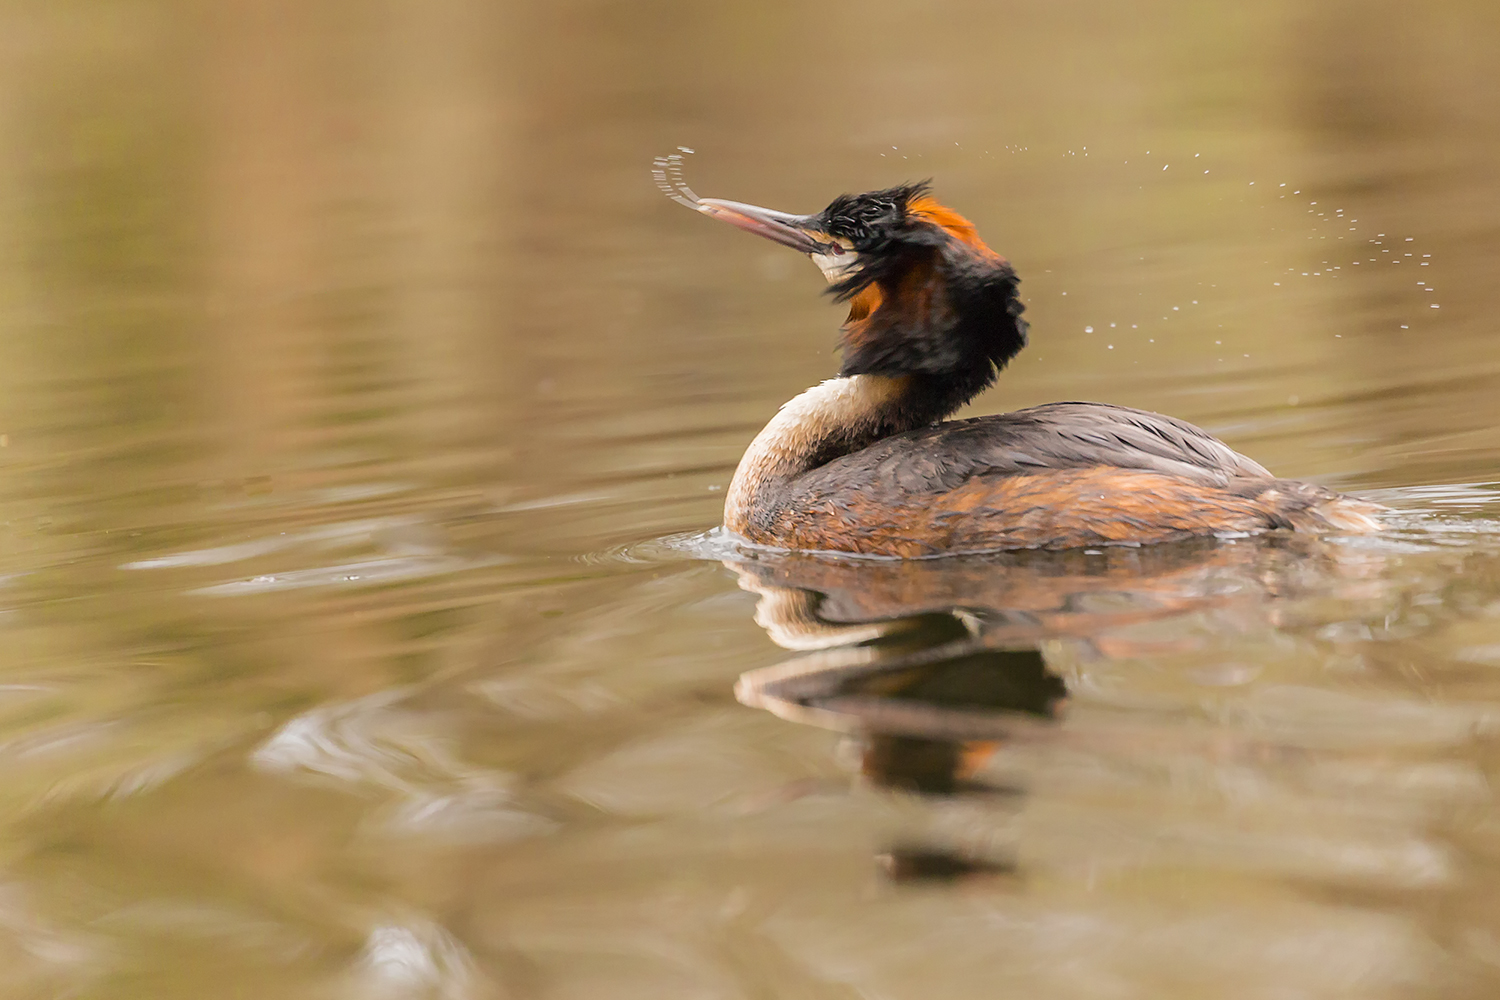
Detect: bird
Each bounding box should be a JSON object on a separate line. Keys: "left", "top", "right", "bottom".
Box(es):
{"left": 673, "top": 180, "right": 1383, "bottom": 557}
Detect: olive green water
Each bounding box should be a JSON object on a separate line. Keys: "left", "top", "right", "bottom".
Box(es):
{"left": 4, "top": 2, "right": 1500, "bottom": 997}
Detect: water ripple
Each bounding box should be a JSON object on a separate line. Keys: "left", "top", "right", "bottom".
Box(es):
{"left": 191, "top": 554, "right": 506, "bottom": 596}
{"left": 122, "top": 516, "right": 424, "bottom": 570}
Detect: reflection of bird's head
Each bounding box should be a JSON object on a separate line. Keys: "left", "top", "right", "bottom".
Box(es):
{"left": 694, "top": 182, "right": 1029, "bottom": 408}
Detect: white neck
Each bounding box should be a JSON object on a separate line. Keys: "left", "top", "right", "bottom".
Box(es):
{"left": 724, "top": 375, "right": 906, "bottom": 533}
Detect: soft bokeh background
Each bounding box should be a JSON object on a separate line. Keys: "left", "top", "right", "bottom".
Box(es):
{"left": 2, "top": 1, "right": 1500, "bottom": 998}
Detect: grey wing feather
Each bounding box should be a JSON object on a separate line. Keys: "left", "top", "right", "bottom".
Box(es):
{"left": 798, "top": 402, "right": 1272, "bottom": 496}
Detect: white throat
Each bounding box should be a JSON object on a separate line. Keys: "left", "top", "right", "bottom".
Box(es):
{"left": 723, "top": 375, "right": 904, "bottom": 533}
{"left": 811, "top": 250, "right": 859, "bottom": 283}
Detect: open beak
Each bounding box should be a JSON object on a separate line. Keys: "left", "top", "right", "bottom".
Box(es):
{"left": 695, "top": 198, "right": 840, "bottom": 256}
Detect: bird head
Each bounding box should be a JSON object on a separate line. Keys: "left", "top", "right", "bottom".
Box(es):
{"left": 691, "top": 182, "right": 1029, "bottom": 409}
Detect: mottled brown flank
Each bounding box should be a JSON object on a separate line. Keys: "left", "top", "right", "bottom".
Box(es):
{"left": 740, "top": 466, "right": 1377, "bottom": 557}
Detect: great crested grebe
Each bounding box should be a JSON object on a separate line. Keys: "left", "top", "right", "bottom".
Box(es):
{"left": 673, "top": 179, "right": 1383, "bottom": 557}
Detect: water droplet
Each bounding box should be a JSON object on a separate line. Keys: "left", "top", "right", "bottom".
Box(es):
{"left": 1085, "top": 326, "right": 1094, "bottom": 333}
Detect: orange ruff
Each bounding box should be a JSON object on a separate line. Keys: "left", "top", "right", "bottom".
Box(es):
{"left": 906, "top": 197, "right": 1000, "bottom": 258}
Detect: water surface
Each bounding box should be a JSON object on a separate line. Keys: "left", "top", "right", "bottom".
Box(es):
{"left": 3, "top": 1, "right": 1500, "bottom": 997}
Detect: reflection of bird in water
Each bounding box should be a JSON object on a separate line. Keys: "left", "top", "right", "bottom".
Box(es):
{"left": 727, "top": 537, "right": 1407, "bottom": 882}
{"left": 730, "top": 534, "right": 1382, "bottom": 655}
{"left": 730, "top": 537, "right": 1356, "bottom": 731}
{"left": 670, "top": 179, "right": 1382, "bottom": 555}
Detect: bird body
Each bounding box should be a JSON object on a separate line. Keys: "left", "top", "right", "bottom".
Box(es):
{"left": 671, "top": 177, "right": 1381, "bottom": 557}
